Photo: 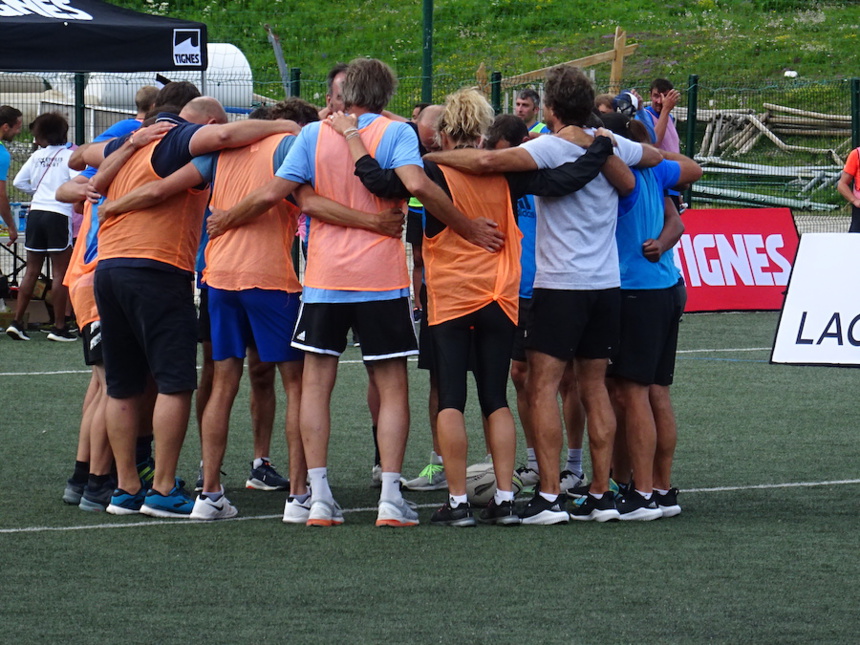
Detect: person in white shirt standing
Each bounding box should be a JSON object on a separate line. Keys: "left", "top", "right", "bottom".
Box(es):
{"left": 7, "top": 112, "right": 80, "bottom": 341}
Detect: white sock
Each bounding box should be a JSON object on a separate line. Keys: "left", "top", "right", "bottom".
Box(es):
{"left": 449, "top": 493, "right": 468, "bottom": 507}
{"left": 380, "top": 472, "right": 403, "bottom": 502}
{"left": 430, "top": 451, "right": 443, "bottom": 465}
{"left": 201, "top": 489, "right": 223, "bottom": 501}
{"left": 655, "top": 488, "right": 669, "bottom": 496}
{"left": 527, "top": 448, "right": 538, "bottom": 471}
{"left": 494, "top": 489, "right": 514, "bottom": 505}
{"left": 565, "top": 449, "right": 583, "bottom": 475}
{"left": 539, "top": 491, "right": 556, "bottom": 503}
{"left": 291, "top": 492, "right": 310, "bottom": 503}
{"left": 253, "top": 457, "right": 268, "bottom": 469}
{"left": 591, "top": 491, "right": 604, "bottom": 500}
{"left": 307, "top": 467, "right": 333, "bottom": 502}
{"left": 636, "top": 489, "right": 653, "bottom": 500}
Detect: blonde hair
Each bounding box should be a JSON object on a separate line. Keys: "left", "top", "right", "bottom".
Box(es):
{"left": 438, "top": 88, "right": 495, "bottom": 148}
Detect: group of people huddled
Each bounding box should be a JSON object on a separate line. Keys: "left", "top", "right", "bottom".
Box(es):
{"left": 3, "top": 57, "right": 700, "bottom": 526}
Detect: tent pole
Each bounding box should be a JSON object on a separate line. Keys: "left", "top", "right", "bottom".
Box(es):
{"left": 74, "top": 73, "right": 86, "bottom": 146}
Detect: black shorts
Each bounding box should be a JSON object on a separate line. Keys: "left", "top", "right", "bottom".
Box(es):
{"left": 511, "top": 297, "right": 532, "bottom": 362}
{"left": 607, "top": 287, "right": 682, "bottom": 386}
{"left": 430, "top": 302, "right": 515, "bottom": 416}
{"left": 406, "top": 207, "right": 424, "bottom": 246}
{"left": 292, "top": 296, "right": 418, "bottom": 361}
{"left": 24, "top": 209, "right": 72, "bottom": 253}
{"left": 525, "top": 288, "right": 621, "bottom": 360}
{"left": 417, "top": 284, "right": 434, "bottom": 370}
{"left": 81, "top": 320, "right": 103, "bottom": 366}
{"left": 197, "top": 287, "right": 211, "bottom": 343}
{"left": 94, "top": 265, "right": 198, "bottom": 397}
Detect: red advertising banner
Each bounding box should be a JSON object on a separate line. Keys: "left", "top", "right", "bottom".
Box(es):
{"left": 674, "top": 208, "right": 799, "bottom": 312}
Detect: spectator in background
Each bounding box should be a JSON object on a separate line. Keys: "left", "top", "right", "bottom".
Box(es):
{"left": 837, "top": 146, "right": 860, "bottom": 232}
{"left": 0, "top": 105, "right": 22, "bottom": 245}
{"left": 515, "top": 88, "right": 550, "bottom": 135}
{"left": 8, "top": 112, "right": 80, "bottom": 342}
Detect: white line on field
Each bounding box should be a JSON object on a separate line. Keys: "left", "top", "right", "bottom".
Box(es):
{"left": 677, "top": 347, "right": 769, "bottom": 354}
{"left": 2, "top": 478, "right": 859, "bottom": 535}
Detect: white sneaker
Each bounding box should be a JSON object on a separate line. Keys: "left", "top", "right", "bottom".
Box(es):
{"left": 376, "top": 497, "right": 419, "bottom": 527}
{"left": 189, "top": 488, "right": 238, "bottom": 520}
{"left": 306, "top": 498, "right": 344, "bottom": 527}
{"left": 370, "top": 464, "right": 382, "bottom": 488}
{"left": 560, "top": 470, "right": 588, "bottom": 498}
{"left": 403, "top": 452, "right": 447, "bottom": 491}
{"left": 515, "top": 465, "right": 540, "bottom": 488}
{"left": 283, "top": 496, "right": 312, "bottom": 524}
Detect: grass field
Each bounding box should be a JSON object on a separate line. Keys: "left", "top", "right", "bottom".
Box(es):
{"left": 1, "top": 311, "right": 858, "bottom": 644}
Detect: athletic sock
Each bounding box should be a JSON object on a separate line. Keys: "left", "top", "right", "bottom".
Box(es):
{"left": 291, "top": 492, "right": 310, "bottom": 504}
{"left": 449, "top": 493, "right": 468, "bottom": 507}
{"left": 380, "top": 472, "right": 403, "bottom": 502}
{"left": 201, "top": 489, "right": 223, "bottom": 501}
{"left": 72, "top": 460, "right": 89, "bottom": 484}
{"left": 494, "top": 489, "right": 514, "bottom": 505}
{"left": 308, "top": 467, "right": 333, "bottom": 502}
{"left": 539, "top": 491, "right": 557, "bottom": 503}
{"left": 636, "top": 489, "right": 653, "bottom": 500}
{"left": 87, "top": 473, "right": 111, "bottom": 488}
{"left": 252, "top": 457, "right": 268, "bottom": 469}
{"left": 591, "top": 491, "right": 604, "bottom": 500}
{"left": 526, "top": 448, "right": 538, "bottom": 471}
{"left": 565, "top": 448, "right": 583, "bottom": 476}
{"left": 135, "top": 435, "right": 153, "bottom": 465}
{"left": 655, "top": 488, "right": 670, "bottom": 496}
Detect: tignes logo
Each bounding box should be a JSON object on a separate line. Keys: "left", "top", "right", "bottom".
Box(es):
{"left": 173, "top": 29, "right": 201, "bottom": 66}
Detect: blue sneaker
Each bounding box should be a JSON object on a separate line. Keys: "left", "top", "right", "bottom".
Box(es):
{"left": 140, "top": 485, "right": 195, "bottom": 518}
{"left": 106, "top": 488, "right": 146, "bottom": 515}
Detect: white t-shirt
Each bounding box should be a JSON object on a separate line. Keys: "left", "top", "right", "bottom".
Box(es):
{"left": 13, "top": 145, "right": 80, "bottom": 217}
{"left": 521, "top": 132, "right": 643, "bottom": 290}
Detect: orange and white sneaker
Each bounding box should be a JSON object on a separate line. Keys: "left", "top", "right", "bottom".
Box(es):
{"left": 306, "top": 498, "right": 344, "bottom": 527}
{"left": 375, "top": 497, "right": 419, "bottom": 527}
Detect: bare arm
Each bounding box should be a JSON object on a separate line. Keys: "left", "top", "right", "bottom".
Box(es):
{"left": 423, "top": 146, "right": 537, "bottom": 175}
{"left": 294, "top": 184, "right": 403, "bottom": 238}
{"left": 55, "top": 175, "right": 89, "bottom": 204}
{"left": 188, "top": 119, "right": 299, "bottom": 157}
{"left": 395, "top": 163, "right": 504, "bottom": 252}
{"left": 89, "top": 122, "right": 176, "bottom": 195}
{"left": 652, "top": 90, "right": 680, "bottom": 146}
{"left": 660, "top": 150, "right": 703, "bottom": 189}
{"left": 601, "top": 156, "right": 636, "bottom": 196}
{"left": 837, "top": 171, "right": 860, "bottom": 208}
{"left": 327, "top": 112, "right": 369, "bottom": 163}
{"left": 99, "top": 162, "right": 204, "bottom": 221}
{"left": 0, "top": 180, "right": 16, "bottom": 245}
{"left": 643, "top": 196, "right": 685, "bottom": 263}
{"left": 207, "top": 176, "right": 299, "bottom": 238}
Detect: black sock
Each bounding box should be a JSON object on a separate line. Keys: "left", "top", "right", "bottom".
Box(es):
{"left": 72, "top": 460, "right": 89, "bottom": 484}
{"left": 135, "top": 435, "right": 153, "bottom": 465}
{"left": 88, "top": 473, "right": 112, "bottom": 488}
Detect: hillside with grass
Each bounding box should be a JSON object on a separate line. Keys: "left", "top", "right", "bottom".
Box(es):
{"left": 113, "top": 0, "right": 856, "bottom": 86}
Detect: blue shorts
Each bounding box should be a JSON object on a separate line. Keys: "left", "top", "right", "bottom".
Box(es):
{"left": 208, "top": 287, "right": 303, "bottom": 363}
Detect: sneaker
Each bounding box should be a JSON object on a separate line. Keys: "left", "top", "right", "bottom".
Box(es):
{"left": 654, "top": 488, "right": 681, "bottom": 518}
{"left": 370, "top": 464, "right": 382, "bottom": 488}
{"left": 403, "top": 458, "right": 447, "bottom": 491}
{"left": 62, "top": 479, "right": 85, "bottom": 505}
{"left": 570, "top": 492, "right": 621, "bottom": 522}
{"left": 560, "top": 470, "right": 588, "bottom": 497}
{"left": 137, "top": 457, "right": 155, "bottom": 486}
{"left": 47, "top": 327, "right": 77, "bottom": 342}
{"left": 106, "top": 488, "right": 146, "bottom": 515}
{"left": 79, "top": 478, "right": 115, "bottom": 512}
{"left": 478, "top": 499, "right": 521, "bottom": 525}
{"left": 283, "top": 496, "right": 312, "bottom": 524}
{"left": 515, "top": 465, "right": 540, "bottom": 488}
{"left": 140, "top": 485, "right": 194, "bottom": 518}
{"left": 520, "top": 494, "right": 569, "bottom": 525}
{"left": 306, "top": 498, "right": 345, "bottom": 527}
{"left": 376, "top": 497, "right": 420, "bottom": 527}
{"left": 190, "top": 488, "right": 238, "bottom": 520}
{"left": 617, "top": 490, "right": 663, "bottom": 521}
{"left": 246, "top": 458, "right": 289, "bottom": 491}
{"left": 430, "top": 501, "right": 476, "bottom": 527}
{"left": 6, "top": 321, "right": 30, "bottom": 341}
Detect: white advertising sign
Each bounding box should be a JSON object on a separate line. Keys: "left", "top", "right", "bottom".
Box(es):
{"left": 772, "top": 233, "right": 860, "bottom": 366}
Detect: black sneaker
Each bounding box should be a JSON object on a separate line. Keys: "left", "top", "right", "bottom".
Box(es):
{"left": 47, "top": 327, "right": 77, "bottom": 342}
{"left": 479, "top": 499, "right": 521, "bottom": 525}
{"left": 430, "top": 501, "right": 476, "bottom": 527}
{"left": 6, "top": 320, "right": 30, "bottom": 341}
{"left": 570, "top": 492, "right": 620, "bottom": 522}
{"left": 520, "top": 493, "right": 569, "bottom": 525}
{"left": 79, "top": 477, "right": 115, "bottom": 512}
{"left": 654, "top": 488, "right": 681, "bottom": 518}
{"left": 617, "top": 490, "right": 663, "bottom": 521}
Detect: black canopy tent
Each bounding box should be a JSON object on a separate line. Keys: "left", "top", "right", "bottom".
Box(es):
{"left": 0, "top": 0, "right": 207, "bottom": 141}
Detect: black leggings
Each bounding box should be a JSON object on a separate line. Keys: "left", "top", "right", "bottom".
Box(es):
{"left": 430, "top": 302, "right": 516, "bottom": 416}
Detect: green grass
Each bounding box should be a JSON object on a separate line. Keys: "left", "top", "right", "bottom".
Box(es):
{"left": 1, "top": 311, "right": 858, "bottom": 643}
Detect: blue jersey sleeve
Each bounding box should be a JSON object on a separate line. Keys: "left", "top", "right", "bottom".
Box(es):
{"left": 191, "top": 152, "right": 218, "bottom": 184}
{"left": 0, "top": 144, "right": 10, "bottom": 181}
{"left": 374, "top": 119, "right": 423, "bottom": 169}
{"left": 275, "top": 122, "right": 319, "bottom": 185}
